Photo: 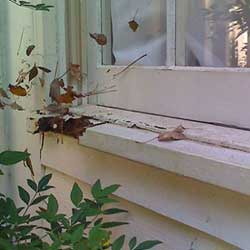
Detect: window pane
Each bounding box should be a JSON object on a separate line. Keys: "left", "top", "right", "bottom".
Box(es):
{"left": 176, "top": 0, "right": 250, "bottom": 67}
{"left": 102, "top": 0, "right": 166, "bottom": 66}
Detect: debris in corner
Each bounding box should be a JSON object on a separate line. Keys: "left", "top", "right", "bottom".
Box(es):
{"left": 35, "top": 115, "right": 94, "bottom": 139}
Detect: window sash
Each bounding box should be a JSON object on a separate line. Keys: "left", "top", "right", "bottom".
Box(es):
{"left": 79, "top": 0, "right": 250, "bottom": 129}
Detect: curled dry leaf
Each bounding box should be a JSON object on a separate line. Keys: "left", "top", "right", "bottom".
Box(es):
{"left": 0, "top": 88, "right": 10, "bottom": 99}
{"left": 57, "top": 93, "right": 75, "bottom": 104}
{"left": 24, "top": 149, "right": 35, "bottom": 177}
{"left": 9, "top": 102, "right": 24, "bottom": 111}
{"left": 57, "top": 86, "right": 75, "bottom": 104}
{"left": 158, "top": 125, "right": 186, "bottom": 142}
{"left": 9, "top": 84, "right": 27, "bottom": 96}
{"left": 70, "top": 64, "right": 81, "bottom": 81}
{"left": 38, "top": 66, "right": 52, "bottom": 73}
{"left": 89, "top": 33, "right": 107, "bottom": 46}
{"left": 29, "top": 65, "right": 39, "bottom": 81}
{"left": 129, "top": 20, "right": 139, "bottom": 32}
{"left": 26, "top": 45, "right": 35, "bottom": 56}
{"left": 39, "top": 77, "right": 45, "bottom": 88}
{"left": 49, "top": 79, "right": 64, "bottom": 103}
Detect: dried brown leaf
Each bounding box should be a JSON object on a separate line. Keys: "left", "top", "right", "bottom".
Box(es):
{"left": 26, "top": 45, "right": 35, "bottom": 56}
{"left": 57, "top": 86, "right": 75, "bottom": 104}
{"left": 89, "top": 33, "right": 107, "bottom": 46}
{"left": 129, "top": 20, "right": 139, "bottom": 32}
{"left": 49, "top": 79, "right": 64, "bottom": 103}
{"left": 9, "top": 84, "right": 27, "bottom": 96}
{"left": 158, "top": 125, "right": 186, "bottom": 142}
{"left": 38, "top": 66, "right": 52, "bottom": 73}
{"left": 70, "top": 64, "right": 81, "bottom": 81}
{"left": 29, "top": 65, "right": 39, "bottom": 81}
{"left": 39, "top": 78, "right": 45, "bottom": 88}
{"left": 24, "top": 149, "right": 34, "bottom": 177}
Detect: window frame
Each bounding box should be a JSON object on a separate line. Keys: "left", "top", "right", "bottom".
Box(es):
{"left": 74, "top": 0, "right": 250, "bottom": 129}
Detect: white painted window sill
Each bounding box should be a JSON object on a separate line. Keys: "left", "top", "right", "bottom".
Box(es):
{"left": 70, "top": 105, "right": 250, "bottom": 197}
{"left": 28, "top": 105, "right": 250, "bottom": 196}
{"left": 79, "top": 123, "right": 250, "bottom": 196}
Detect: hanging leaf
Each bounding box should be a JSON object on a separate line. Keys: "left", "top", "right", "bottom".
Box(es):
{"left": 129, "top": 20, "right": 139, "bottom": 32}
{"left": 29, "top": 65, "right": 39, "bottom": 81}
{"left": 158, "top": 125, "right": 186, "bottom": 142}
{"left": 89, "top": 33, "right": 107, "bottom": 46}
{"left": 0, "top": 151, "right": 30, "bottom": 166}
{"left": 26, "top": 45, "right": 35, "bottom": 56}
{"left": 70, "top": 64, "right": 81, "bottom": 81}
{"left": 0, "top": 88, "right": 10, "bottom": 99}
{"left": 49, "top": 79, "right": 64, "bottom": 103}
{"left": 38, "top": 66, "right": 52, "bottom": 73}
{"left": 9, "top": 84, "right": 27, "bottom": 96}
{"left": 39, "top": 77, "right": 45, "bottom": 87}
{"left": 24, "top": 149, "right": 34, "bottom": 177}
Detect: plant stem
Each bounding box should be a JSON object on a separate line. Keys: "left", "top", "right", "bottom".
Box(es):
{"left": 23, "top": 191, "right": 38, "bottom": 216}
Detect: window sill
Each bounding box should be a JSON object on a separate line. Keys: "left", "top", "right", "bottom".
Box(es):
{"left": 79, "top": 122, "right": 250, "bottom": 196}
{"left": 28, "top": 104, "right": 250, "bottom": 196}
{"left": 71, "top": 105, "right": 250, "bottom": 196}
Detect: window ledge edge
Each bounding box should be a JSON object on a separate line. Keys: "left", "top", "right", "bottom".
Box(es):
{"left": 80, "top": 123, "right": 250, "bottom": 196}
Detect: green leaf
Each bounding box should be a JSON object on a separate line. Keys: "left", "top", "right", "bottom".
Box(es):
{"left": 38, "top": 173, "right": 52, "bottom": 191}
{"left": 71, "top": 225, "right": 84, "bottom": 243}
{"left": 18, "top": 186, "right": 30, "bottom": 205}
{"left": 27, "top": 179, "right": 37, "bottom": 191}
{"left": 0, "top": 151, "right": 30, "bottom": 166}
{"left": 102, "top": 184, "right": 120, "bottom": 196}
{"left": 71, "top": 183, "right": 83, "bottom": 207}
{"left": 30, "top": 195, "right": 48, "bottom": 206}
{"left": 88, "top": 225, "right": 110, "bottom": 250}
{"left": 91, "top": 180, "right": 102, "bottom": 199}
{"left": 94, "top": 218, "right": 103, "bottom": 226}
{"left": 47, "top": 194, "right": 58, "bottom": 215}
{"left": 73, "top": 239, "right": 90, "bottom": 250}
{"left": 134, "top": 241, "right": 162, "bottom": 250}
{"left": 101, "top": 221, "right": 128, "bottom": 229}
{"left": 129, "top": 237, "right": 137, "bottom": 250}
{"left": 112, "top": 235, "right": 125, "bottom": 250}
{"left": 103, "top": 208, "right": 128, "bottom": 215}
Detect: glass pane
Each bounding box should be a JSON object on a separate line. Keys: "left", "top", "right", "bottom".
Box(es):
{"left": 102, "top": 0, "right": 166, "bottom": 66}
{"left": 176, "top": 0, "right": 250, "bottom": 67}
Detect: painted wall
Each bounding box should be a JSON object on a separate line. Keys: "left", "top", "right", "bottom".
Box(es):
{"left": 0, "top": 1, "right": 244, "bottom": 250}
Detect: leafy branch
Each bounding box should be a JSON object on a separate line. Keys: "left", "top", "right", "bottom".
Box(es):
{"left": 8, "top": 0, "right": 54, "bottom": 11}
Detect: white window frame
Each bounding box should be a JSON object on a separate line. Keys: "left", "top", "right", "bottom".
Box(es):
{"left": 67, "top": 0, "right": 250, "bottom": 129}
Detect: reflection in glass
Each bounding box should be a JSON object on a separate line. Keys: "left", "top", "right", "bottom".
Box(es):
{"left": 102, "top": 0, "right": 166, "bottom": 66}
{"left": 176, "top": 0, "right": 250, "bottom": 67}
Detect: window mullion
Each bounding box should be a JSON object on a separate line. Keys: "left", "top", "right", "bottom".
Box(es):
{"left": 166, "top": 0, "right": 176, "bottom": 66}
